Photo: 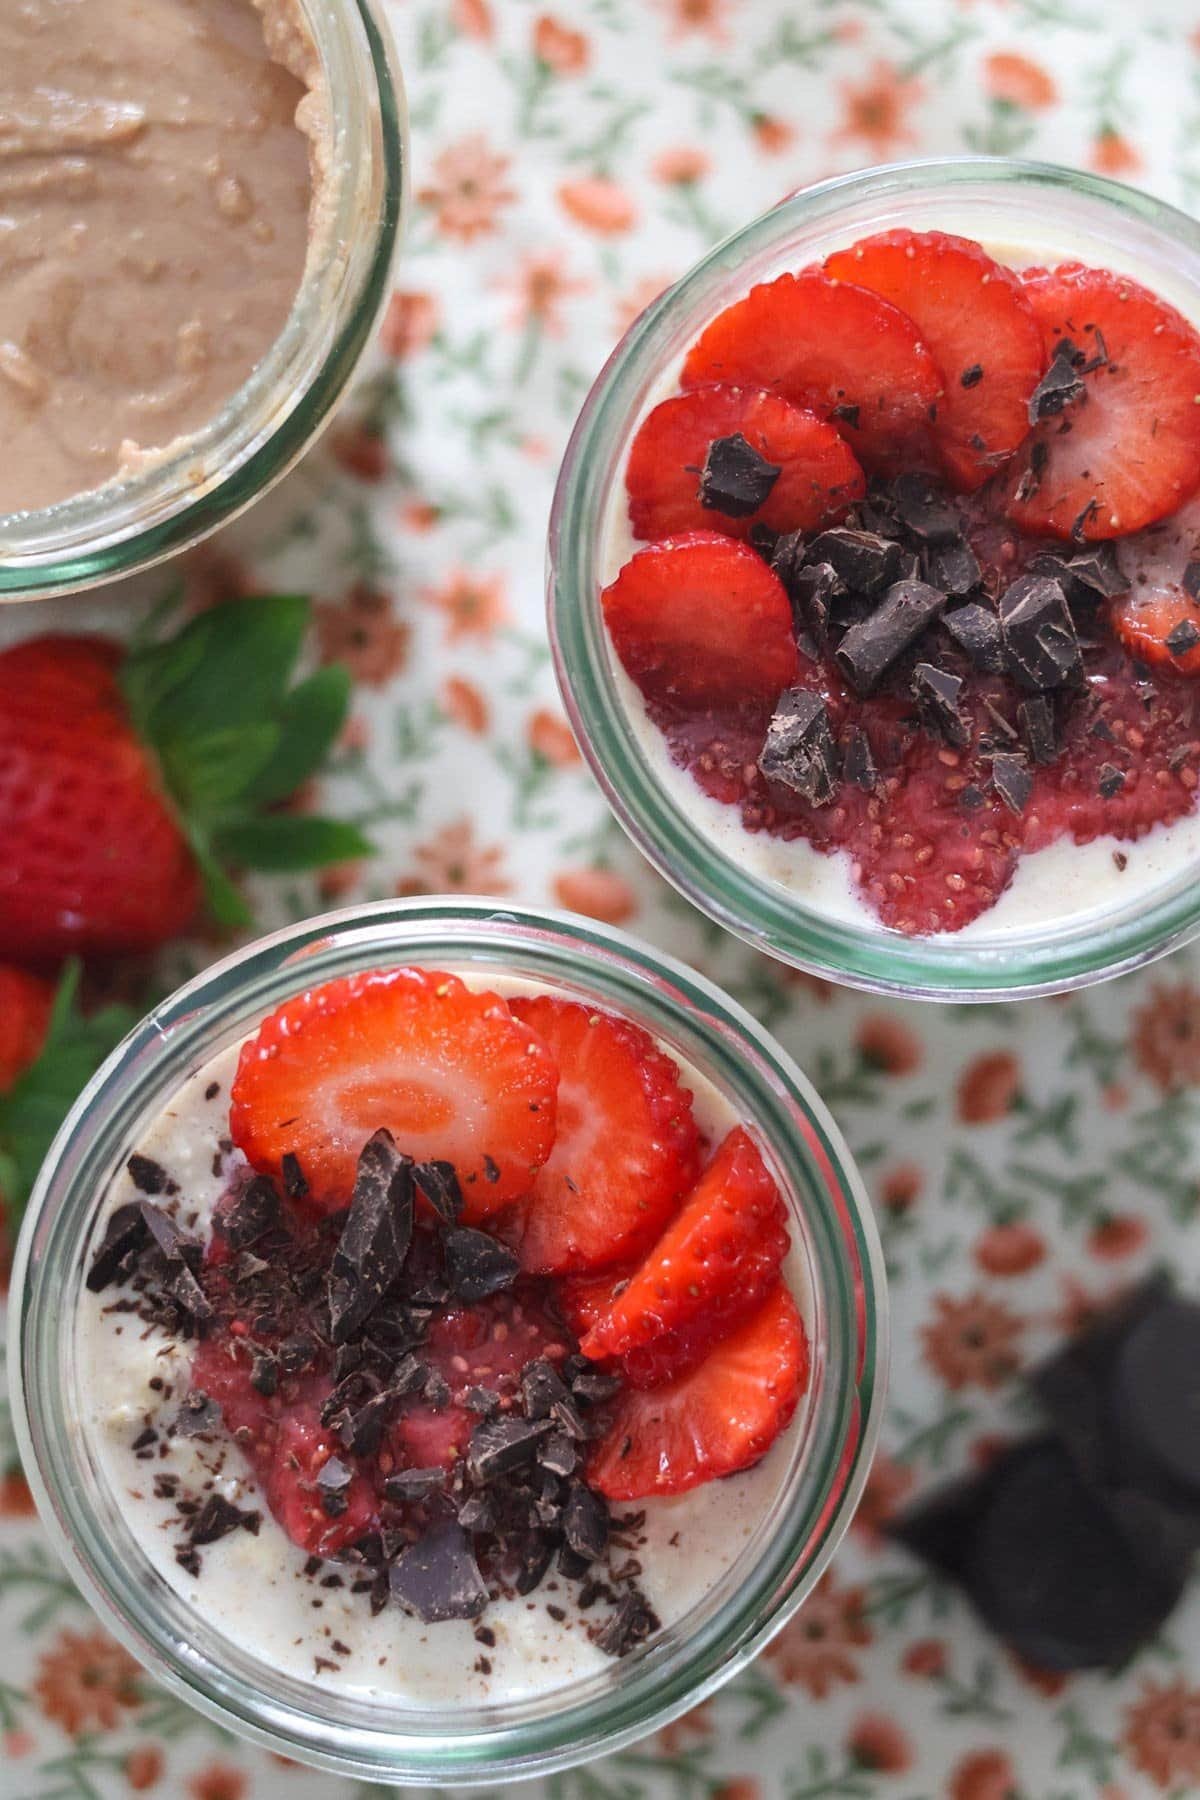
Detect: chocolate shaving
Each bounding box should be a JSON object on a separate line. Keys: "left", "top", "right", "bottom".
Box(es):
{"left": 86, "top": 1203, "right": 149, "bottom": 1293}
{"left": 413, "top": 1160, "right": 463, "bottom": 1224}
{"left": 990, "top": 753, "right": 1032, "bottom": 816}
{"left": 328, "top": 1130, "right": 414, "bottom": 1345}
{"left": 189, "top": 1493, "right": 260, "bottom": 1546}
{"left": 836, "top": 578, "right": 947, "bottom": 694}
{"left": 942, "top": 603, "right": 1003, "bottom": 673}
{"left": 281, "top": 1153, "right": 308, "bottom": 1200}
{"left": 521, "top": 1359, "right": 570, "bottom": 1420}
{"left": 316, "top": 1455, "right": 353, "bottom": 1494}
{"left": 572, "top": 1367, "right": 622, "bottom": 1405}
{"left": 127, "top": 1154, "right": 174, "bottom": 1196}
{"left": 806, "top": 526, "right": 901, "bottom": 596}
{"left": 697, "top": 432, "right": 781, "bottom": 518}
{"left": 171, "top": 1391, "right": 222, "bottom": 1439}
{"left": 138, "top": 1203, "right": 212, "bottom": 1320}
{"left": 1099, "top": 762, "right": 1126, "bottom": 797}
{"left": 389, "top": 1523, "right": 489, "bottom": 1623}
{"left": 1018, "top": 694, "right": 1059, "bottom": 766}
{"left": 891, "top": 472, "right": 961, "bottom": 545}
{"left": 1166, "top": 619, "right": 1200, "bottom": 658}
{"left": 841, "top": 726, "right": 876, "bottom": 792}
{"left": 1028, "top": 338, "right": 1087, "bottom": 423}
{"left": 912, "top": 663, "right": 969, "bottom": 748}
{"left": 927, "top": 539, "right": 981, "bottom": 598}
{"left": 538, "top": 1431, "right": 579, "bottom": 1478}
{"left": 563, "top": 1482, "right": 609, "bottom": 1563}
{"left": 594, "top": 1589, "right": 660, "bottom": 1657}
{"left": 467, "top": 1416, "right": 552, "bottom": 1483}
{"left": 999, "top": 575, "right": 1081, "bottom": 691}
{"left": 960, "top": 363, "right": 983, "bottom": 389}
{"left": 443, "top": 1227, "right": 520, "bottom": 1302}
{"left": 758, "top": 688, "right": 839, "bottom": 805}
{"left": 384, "top": 1466, "right": 446, "bottom": 1502}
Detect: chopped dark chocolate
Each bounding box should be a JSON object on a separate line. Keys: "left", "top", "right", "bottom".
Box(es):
{"left": 927, "top": 538, "right": 981, "bottom": 598}
{"left": 521, "top": 1358, "right": 570, "bottom": 1420}
{"left": 942, "top": 603, "right": 1004, "bottom": 673}
{"left": 594, "top": 1589, "right": 660, "bottom": 1658}
{"left": 1166, "top": 618, "right": 1200, "bottom": 658}
{"left": 383, "top": 1466, "right": 446, "bottom": 1503}
{"left": 127, "top": 1153, "right": 173, "bottom": 1196}
{"left": 990, "top": 753, "right": 1032, "bottom": 816}
{"left": 1029, "top": 543, "right": 1128, "bottom": 609}
{"left": 538, "top": 1431, "right": 579, "bottom": 1479}
{"left": 912, "top": 663, "right": 969, "bottom": 748}
{"left": 516, "top": 1533, "right": 556, "bottom": 1596}
{"left": 1184, "top": 561, "right": 1200, "bottom": 601}
{"left": 389, "top": 1523, "right": 489, "bottom": 1623}
{"left": 758, "top": 687, "right": 839, "bottom": 806}
{"left": 467, "top": 1416, "right": 552, "bottom": 1483}
{"left": 891, "top": 472, "right": 962, "bottom": 545}
{"left": 86, "top": 1203, "right": 150, "bottom": 1292}
{"left": 316, "top": 1455, "right": 353, "bottom": 1494}
{"left": 784, "top": 559, "right": 843, "bottom": 638}
{"left": 250, "top": 1353, "right": 279, "bottom": 1397}
{"left": 1097, "top": 762, "right": 1126, "bottom": 797}
{"left": 458, "top": 1494, "right": 495, "bottom": 1532}
{"left": 572, "top": 1367, "right": 623, "bottom": 1405}
{"left": 697, "top": 432, "right": 781, "bottom": 518}
{"left": 278, "top": 1332, "right": 318, "bottom": 1376}
{"left": 328, "top": 1129, "right": 414, "bottom": 1345}
{"left": 841, "top": 725, "right": 876, "bottom": 792}
{"left": 1027, "top": 338, "right": 1087, "bottom": 424}
{"left": 465, "top": 1385, "right": 501, "bottom": 1416}
{"left": 281, "top": 1153, "right": 308, "bottom": 1200}
{"left": 443, "top": 1227, "right": 520, "bottom": 1302}
{"left": 138, "top": 1203, "right": 212, "bottom": 1320}
{"left": 836, "top": 578, "right": 947, "bottom": 694}
{"left": 189, "top": 1493, "right": 260, "bottom": 1546}
{"left": 563, "top": 1482, "right": 609, "bottom": 1564}
{"left": 413, "top": 1159, "right": 463, "bottom": 1224}
{"left": 999, "top": 574, "right": 1081, "bottom": 691}
{"left": 806, "top": 526, "right": 901, "bottom": 596}
{"left": 172, "top": 1391, "right": 222, "bottom": 1438}
{"left": 222, "top": 1175, "right": 280, "bottom": 1251}
{"left": 1017, "top": 694, "right": 1058, "bottom": 766}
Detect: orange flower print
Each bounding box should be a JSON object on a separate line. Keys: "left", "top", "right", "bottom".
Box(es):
{"left": 528, "top": 707, "right": 581, "bottom": 766}
{"left": 1124, "top": 1679, "right": 1200, "bottom": 1787}
{"left": 558, "top": 176, "right": 638, "bottom": 235}
{"left": 1132, "top": 982, "right": 1200, "bottom": 1088}
{"left": 922, "top": 1291, "right": 1024, "bottom": 1390}
{"left": 613, "top": 273, "right": 675, "bottom": 336}
{"left": 441, "top": 675, "right": 490, "bottom": 735}
{"left": 453, "top": 0, "right": 493, "bottom": 40}
{"left": 653, "top": 146, "right": 711, "bottom": 185}
{"left": 1009, "top": 1650, "right": 1069, "bottom": 1698}
{"left": 498, "top": 252, "right": 588, "bottom": 335}
{"left": 983, "top": 51, "right": 1058, "bottom": 109}
{"left": 188, "top": 1766, "right": 247, "bottom": 1800}
{"left": 418, "top": 135, "right": 515, "bottom": 242}
{"left": 315, "top": 584, "right": 409, "bottom": 686}
{"left": 554, "top": 868, "right": 638, "bottom": 925}
{"left": 0, "top": 1466, "right": 36, "bottom": 1515}
{"left": 973, "top": 1220, "right": 1046, "bottom": 1277}
{"left": 34, "top": 1627, "right": 141, "bottom": 1734}
{"left": 125, "top": 1745, "right": 165, "bottom": 1790}
{"left": 751, "top": 113, "right": 795, "bottom": 154}
{"left": 901, "top": 1637, "right": 947, "bottom": 1678}
{"left": 1092, "top": 129, "right": 1142, "bottom": 175}
{"left": 379, "top": 289, "right": 439, "bottom": 359}
{"left": 879, "top": 1162, "right": 922, "bottom": 1214}
{"left": 401, "top": 499, "right": 442, "bottom": 533}
{"left": 316, "top": 861, "right": 363, "bottom": 904}
{"left": 534, "top": 14, "right": 589, "bottom": 73}
{"left": 659, "top": 0, "right": 731, "bottom": 43}
{"left": 423, "top": 568, "right": 510, "bottom": 643}
{"left": 4, "top": 1728, "right": 34, "bottom": 1757}
{"left": 835, "top": 61, "right": 923, "bottom": 157}
{"left": 182, "top": 544, "right": 254, "bottom": 612}
{"left": 847, "top": 1713, "right": 913, "bottom": 1773}
{"left": 328, "top": 421, "right": 389, "bottom": 482}
{"left": 957, "top": 1050, "right": 1021, "bottom": 1122}
{"left": 657, "top": 1698, "right": 712, "bottom": 1752}
{"left": 711, "top": 1784, "right": 758, "bottom": 1800}
{"left": 763, "top": 1572, "right": 871, "bottom": 1697}
{"left": 405, "top": 818, "right": 509, "bottom": 896}
{"left": 949, "top": 1749, "right": 1018, "bottom": 1800}
{"left": 851, "top": 1451, "right": 914, "bottom": 1545}
{"left": 1088, "top": 1213, "right": 1148, "bottom": 1259}
{"left": 856, "top": 1014, "right": 923, "bottom": 1074}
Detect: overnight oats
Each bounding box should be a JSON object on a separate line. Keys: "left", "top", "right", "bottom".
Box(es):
{"left": 12, "top": 904, "right": 883, "bottom": 1781}
{"left": 0, "top": 0, "right": 402, "bottom": 598}
{"left": 550, "top": 160, "right": 1200, "bottom": 996}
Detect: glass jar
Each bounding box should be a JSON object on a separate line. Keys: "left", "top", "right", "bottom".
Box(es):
{"left": 9, "top": 898, "right": 885, "bottom": 1785}
{"left": 548, "top": 156, "right": 1200, "bottom": 1000}
{"left": 0, "top": 0, "right": 405, "bottom": 604}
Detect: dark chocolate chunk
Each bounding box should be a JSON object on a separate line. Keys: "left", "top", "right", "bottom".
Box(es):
{"left": 836, "top": 578, "right": 947, "bottom": 694}
{"left": 1166, "top": 618, "right": 1200, "bottom": 658}
{"left": 1029, "top": 543, "right": 1128, "bottom": 608}
{"left": 806, "top": 526, "right": 901, "bottom": 596}
{"left": 515, "top": 1533, "right": 556, "bottom": 1596}
{"left": 86, "top": 1203, "right": 149, "bottom": 1292}
{"left": 443, "top": 1227, "right": 520, "bottom": 1302}
{"left": 521, "top": 1358, "right": 570, "bottom": 1420}
{"left": 422, "top": 1368, "right": 451, "bottom": 1409}
{"left": 138, "top": 1204, "right": 212, "bottom": 1320}
{"left": 328, "top": 1129, "right": 414, "bottom": 1344}
{"left": 383, "top": 1466, "right": 446, "bottom": 1503}
{"left": 1184, "top": 561, "right": 1200, "bottom": 601}
{"left": 563, "top": 1482, "right": 609, "bottom": 1563}
{"left": 594, "top": 1589, "right": 660, "bottom": 1658}
{"left": 784, "top": 559, "right": 843, "bottom": 638}
{"left": 538, "top": 1431, "right": 579, "bottom": 1478}
{"left": 1098, "top": 762, "right": 1126, "bottom": 798}
{"left": 747, "top": 521, "right": 780, "bottom": 561}
{"left": 465, "top": 1385, "right": 501, "bottom": 1416}
{"left": 891, "top": 472, "right": 962, "bottom": 545}
{"left": 281, "top": 1153, "right": 308, "bottom": 1200}
{"left": 127, "top": 1153, "right": 173, "bottom": 1196}
{"left": 316, "top": 1455, "right": 353, "bottom": 1494}
{"left": 175, "top": 1545, "right": 201, "bottom": 1577}
{"left": 758, "top": 688, "right": 839, "bottom": 806}
{"left": 990, "top": 753, "right": 1032, "bottom": 816}
{"left": 250, "top": 1353, "right": 279, "bottom": 1397}
{"left": 189, "top": 1493, "right": 259, "bottom": 1546}
{"left": 550, "top": 1391, "right": 588, "bottom": 1440}
{"left": 841, "top": 726, "right": 876, "bottom": 792}
{"left": 483, "top": 1156, "right": 501, "bottom": 1185}
{"left": 278, "top": 1333, "right": 318, "bottom": 1376}
{"left": 942, "top": 603, "right": 1003, "bottom": 673}
{"left": 172, "top": 1391, "right": 222, "bottom": 1438}
{"left": 1017, "top": 693, "right": 1058, "bottom": 766}
{"left": 389, "top": 1523, "right": 489, "bottom": 1623}
{"left": 572, "top": 1368, "right": 623, "bottom": 1405}
{"left": 959, "top": 783, "right": 985, "bottom": 811}
{"left": 1000, "top": 574, "right": 1081, "bottom": 691}
{"left": 1027, "top": 339, "right": 1087, "bottom": 423}
{"left": 458, "top": 1494, "right": 495, "bottom": 1532}
{"left": 413, "top": 1159, "right": 463, "bottom": 1224}
{"left": 697, "top": 432, "right": 781, "bottom": 518}
{"left": 927, "top": 539, "right": 981, "bottom": 598}
{"left": 912, "top": 663, "right": 969, "bottom": 748}
{"left": 960, "top": 362, "right": 984, "bottom": 389}
{"left": 831, "top": 400, "right": 860, "bottom": 429}
{"left": 467, "top": 1416, "right": 552, "bottom": 1483}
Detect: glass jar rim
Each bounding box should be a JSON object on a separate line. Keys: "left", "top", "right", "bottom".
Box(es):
{"left": 548, "top": 155, "right": 1200, "bottom": 1001}
{"left": 0, "top": 0, "right": 405, "bottom": 602}
{"left": 9, "top": 898, "right": 886, "bottom": 1784}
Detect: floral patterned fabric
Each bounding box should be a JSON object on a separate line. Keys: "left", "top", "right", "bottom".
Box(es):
{"left": 5, "top": 0, "right": 1200, "bottom": 1794}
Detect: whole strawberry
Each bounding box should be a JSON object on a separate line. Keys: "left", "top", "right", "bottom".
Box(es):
{"left": 0, "top": 596, "right": 370, "bottom": 960}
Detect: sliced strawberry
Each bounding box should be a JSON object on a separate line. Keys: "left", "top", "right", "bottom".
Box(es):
{"left": 581, "top": 1126, "right": 789, "bottom": 1363}
{"left": 505, "top": 996, "right": 700, "bottom": 1274}
{"left": 558, "top": 1262, "right": 729, "bottom": 1388}
{"left": 1005, "top": 264, "right": 1200, "bottom": 540}
{"left": 680, "top": 268, "right": 943, "bottom": 474}
{"left": 626, "top": 384, "right": 865, "bottom": 542}
{"left": 229, "top": 967, "right": 558, "bottom": 1218}
{"left": 588, "top": 1280, "right": 808, "bottom": 1499}
{"left": 601, "top": 532, "right": 798, "bottom": 712}
{"left": 1112, "top": 492, "right": 1200, "bottom": 672}
{"left": 823, "top": 230, "right": 1045, "bottom": 493}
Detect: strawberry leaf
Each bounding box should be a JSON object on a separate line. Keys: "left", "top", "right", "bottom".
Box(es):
{"left": 243, "top": 665, "right": 351, "bottom": 807}
{"left": 0, "top": 963, "right": 139, "bottom": 1228}
{"left": 214, "top": 815, "right": 374, "bottom": 872}
{"left": 162, "top": 723, "right": 280, "bottom": 817}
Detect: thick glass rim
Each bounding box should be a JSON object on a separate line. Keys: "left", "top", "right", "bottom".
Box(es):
{"left": 0, "top": 0, "right": 406, "bottom": 602}
{"left": 548, "top": 156, "right": 1200, "bottom": 1001}
{"left": 9, "top": 898, "right": 886, "bottom": 1784}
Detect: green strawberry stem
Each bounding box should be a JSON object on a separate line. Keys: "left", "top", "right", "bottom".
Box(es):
{"left": 119, "top": 594, "right": 374, "bottom": 929}
{"left": 0, "top": 963, "right": 139, "bottom": 1228}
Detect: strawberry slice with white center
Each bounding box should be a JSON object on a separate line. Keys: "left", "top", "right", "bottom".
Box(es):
{"left": 625, "top": 383, "right": 866, "bottom": 542}
{"left": 588, "top": 1280, "right": 809, "bottom": 1499}
{"left": 1004, "top": 264, "right": 1200, "bottom": 540}
{"left": 680, "top": 268, "right": 944, "bottom": 475}
{"left": 823, "top": 229, "right": 1046, "bottom": 493}
{"left": 505, "top": 996, "right": 700, "bottom": 1274}
{"left": 229, "top": 967, "right": 558, "bottom": 1218}
{"left": 601, "top": 531, "right": 799, "bottom": 712}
